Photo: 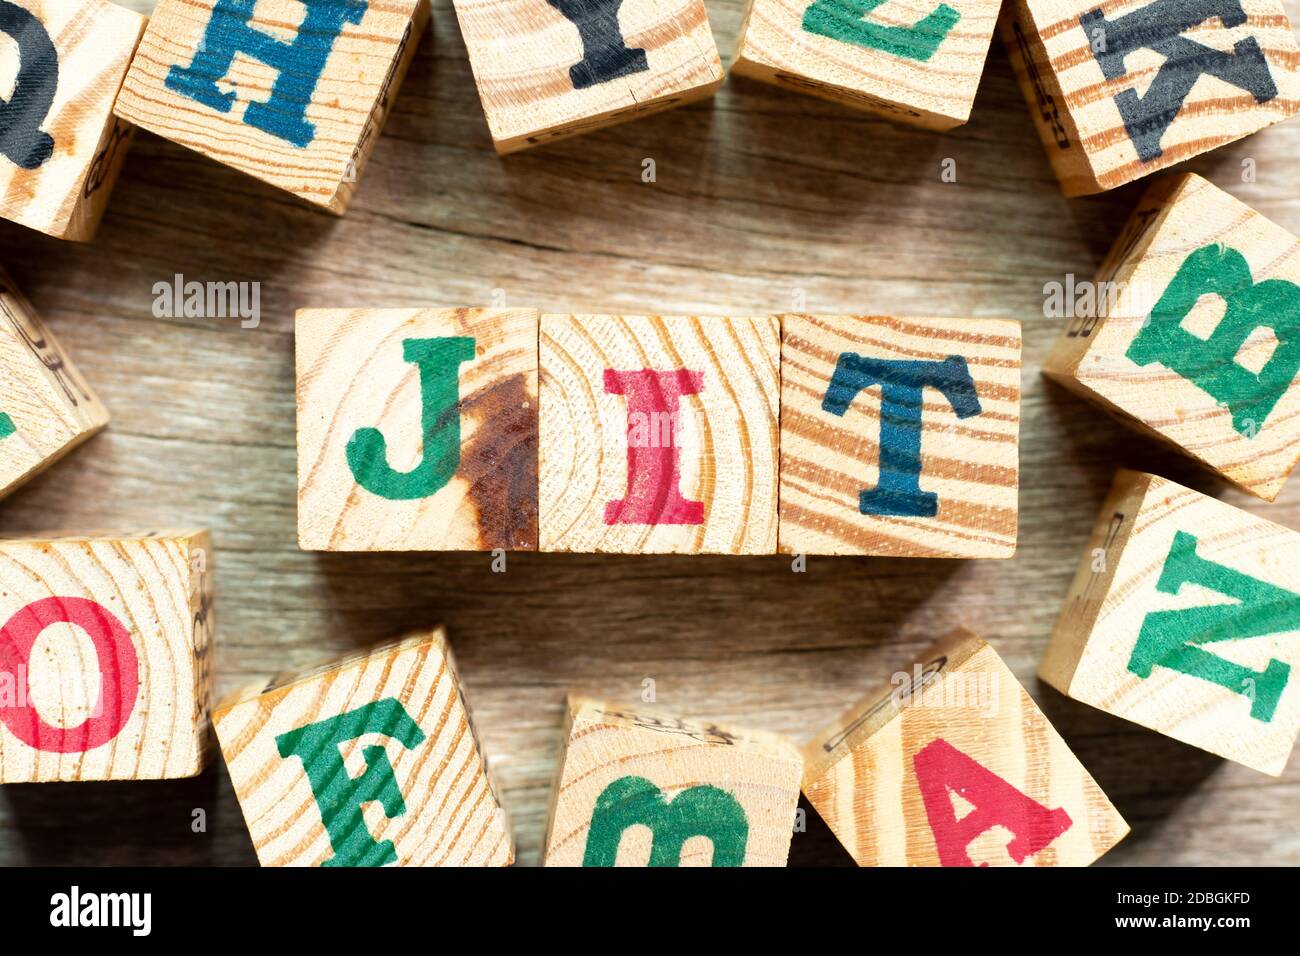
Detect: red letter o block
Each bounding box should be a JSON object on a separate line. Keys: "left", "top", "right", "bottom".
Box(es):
{"left": 0, "top": 597, "right": 139, "bottom": 752}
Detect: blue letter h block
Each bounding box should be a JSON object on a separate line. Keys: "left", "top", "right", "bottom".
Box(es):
{"left": 166, "top": 0, "right": 368, "bottom": 148}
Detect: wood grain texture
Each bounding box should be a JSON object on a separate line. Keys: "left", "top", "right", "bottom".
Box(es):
{"left": 0, "top": 529, "right": 212, "bottom": 782}
{"left": 1002, "top": 0, "right": 1300, "bottom": 196}
{"left": 0, "top": 268, "right": 109, "bottom": 498}
{"left": 732, "top": 0, "right": 1000, "bottom": 128}
{"left": 1044, "top": 173, "right": 1300, "bottom": 501}
{"left": 0, "top": 0, "right": 1298, "bottom": 865}
{"left": 540, "top": 313, "right": 779, "bottom": 553}
{"left": 1041, "top": 470, "right": 1300, "bottom": 776}
{"left": 0, "top": 0, "right": 145, "bottom": 240}
{"left": 780, "top": 314, "right": 1020, "bottom": 557}
{"left": 803, "top": 628, "right": 1129, "bottom": 865}
{"left": 451, "top": 0, "right": 725, "bottom": 153}
{"left": 296, "top": 307, "right": 539, "bottom": 551}
{"left": 113, "top": 0, "right": 428, "bottom": 212}
{"left": 212, "top": 628, "right": 513, "bottom": 866}
{"left": 542, "top": 695, "right": 802, "bottom": 865}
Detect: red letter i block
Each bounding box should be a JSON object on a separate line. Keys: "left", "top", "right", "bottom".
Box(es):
{"left": 802, "top": 628, "right": 1129, "bottom": 866}
{"left": 540, "top": 314, "right": 779, "bottom": 554}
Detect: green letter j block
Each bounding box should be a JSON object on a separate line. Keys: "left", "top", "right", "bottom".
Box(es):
{"left": 346, "top": 336, "right": 476, "bottom": 500}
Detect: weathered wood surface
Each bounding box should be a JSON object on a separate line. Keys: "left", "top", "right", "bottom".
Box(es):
{"left": 0, "top": 0, "right": 1296, "bottom": 865}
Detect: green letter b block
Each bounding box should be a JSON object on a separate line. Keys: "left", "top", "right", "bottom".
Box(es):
{"left": 1126, "top": 244, "right": 1300, "bottom": 437}
{"left": 582, "top": 775, "right": 749, "bottom": 866}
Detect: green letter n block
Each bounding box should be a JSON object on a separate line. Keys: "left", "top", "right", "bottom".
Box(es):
{"left": 582, "top": 775, "right": 750, "bottom": 866}
{"left": 1129, "top": 531, "right": 1298, "bottom": 722}
{"left": 1126, "top": 244, "right": 1300, "bottom": 438}
{"left": 276, "top": 697, "right": 427, "bottom": 866}
{"left": 802, "top": 0, "right": 960, "bottom": 62}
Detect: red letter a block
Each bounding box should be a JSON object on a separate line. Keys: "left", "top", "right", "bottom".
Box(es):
{"left": 914, "top": 738, "right": 1072, "bottom": 867}
{"left": 802, "top": 628, "right": 1128, "bottom": 866}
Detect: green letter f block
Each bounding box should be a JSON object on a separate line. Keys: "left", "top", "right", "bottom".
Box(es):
{"left": 276, "top": 697, "right": 427, "bottom": 867}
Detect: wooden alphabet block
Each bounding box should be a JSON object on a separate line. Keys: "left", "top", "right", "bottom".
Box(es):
{"left": 542, "top": 696, "right": 802, "bottom": 866}
{"left": 296, "top": 307, "right": 539, "bottom": 551}
{"left": 1002, "top": 0, "right": 1300, "bottom": 196}
{"left": 0, "top": 269, "right": 109, "bottom": 499}
{"left": 0, "top": 0, "right": 145, "bottom": 240}
{"left": 113, "top": 0, "right": 428, "bottom": 213}
{"left": 212, "top": 628, "right": 513, "bottom": 867}
{"left": 451, "top": 0, "right": 725, "bottom": 153}
{"left": 1044, "top": 174, "right": 1300, "bottom": 501}
{"left": 731, "top": 0, "right": 1001, "bottom": 129}
{"left": 1042, "top": 469, "right": 1300, "bottom": 776}
{"left": 539, "top": 313, "right": 779, "bottom": 554}
{"left": 0, "top": 530, "right": 213, "bottom": 782}
{"left": 803, "top": 628, "right": 1129, "bottom": 866}
{"left": 779, "top": 314, "right": 1021, "bottom": 558}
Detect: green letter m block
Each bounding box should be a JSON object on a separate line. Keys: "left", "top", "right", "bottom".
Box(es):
{"left": 1129, "top": 531, "right": 1298, "bottom": 722}
{"left": 582, "top": 775, "right": 749, "bottom": 866}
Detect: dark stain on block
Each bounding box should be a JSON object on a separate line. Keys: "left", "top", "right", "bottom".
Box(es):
{"left": 460, "top": 372, "right": 538, "bottom": 551}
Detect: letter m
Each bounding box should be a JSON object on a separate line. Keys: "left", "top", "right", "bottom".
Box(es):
{"left": 582, "top": 775, "right": 749, "bottom": 866}
{"left": 1128, "top": 530, "right": 1298, "bottom": 722}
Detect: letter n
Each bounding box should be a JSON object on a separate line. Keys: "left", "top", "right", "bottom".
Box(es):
{"left": 166, "top": 0, "right": 369, "bottom": 147}
{"left": 1128, "top": 530, "right": 1297, "bottom": 722}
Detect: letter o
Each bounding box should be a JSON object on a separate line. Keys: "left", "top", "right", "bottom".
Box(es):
{"left": 0, "top": 597, "right": 138, "bottom": 752}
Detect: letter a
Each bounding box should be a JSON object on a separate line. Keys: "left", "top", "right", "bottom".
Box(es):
{"left": 1126, "top": 244, "right": 1300, "bottom": 437}
{"left": 276, "top": 697, "right": 426, "bottom": 867}
{"left": 0, "top": 1, "right": 58, "bottom": 169}
{"left": 166, "top": 0, "right": 368, "bottom": 147}
{"left": 1129, "top": 530, "right": 1297, "bottom": 722}
{"left": 583, "top": 775, "right": 749, "bottom": 866}
{"left": 822, "top": 354, "right": 981, "bottom": 517}
{"left": 913, "top": 738, "right": 1072, "bottom": 866}
{"left": 346, "top": 336, "right": 476, "bottom": 501}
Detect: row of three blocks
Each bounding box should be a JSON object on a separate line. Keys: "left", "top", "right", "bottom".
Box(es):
{"left": 297, "top": 307, "right": 1023, "bottom": 557}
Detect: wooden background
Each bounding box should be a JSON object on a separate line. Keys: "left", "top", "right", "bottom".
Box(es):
{"left": 0, "top": 0, "right": 1296, "bottom": 866}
